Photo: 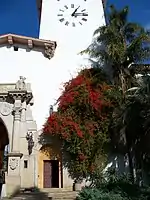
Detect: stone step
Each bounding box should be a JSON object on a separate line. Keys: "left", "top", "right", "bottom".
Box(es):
{"left": 41, "top": 188, "right": 78, "bottom": 199}
{"left": 41, "top": 188, "right": 73, "bottom": 193}
{"left": 48, "top": 192, "right": 77, "bottom": 199}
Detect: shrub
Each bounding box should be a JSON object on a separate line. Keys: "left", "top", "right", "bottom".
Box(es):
{"left": 76, "top": 188, "right": 128, "bottom": 200}
{"left": 77, "top": 172, "right": 150, "bottom": 200}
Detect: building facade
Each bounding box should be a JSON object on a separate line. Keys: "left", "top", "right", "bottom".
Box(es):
{"left": 0, "top": 0, "right": 106, "bottom": 197}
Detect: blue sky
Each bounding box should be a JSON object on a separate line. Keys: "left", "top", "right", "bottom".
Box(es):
{"left": 0, "top": 0, "right": 39, "bottom": 38}
{"left": 0, "top": 0, "right": 149, "bottom": 38}
{"left": 107, "top": 0, "right": 150, "bottom": 29}
{"left": 0, "top": 0, "right": 150, "bottom": 37}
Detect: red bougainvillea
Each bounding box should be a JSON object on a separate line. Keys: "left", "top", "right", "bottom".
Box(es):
{"left": 42, "top": 68, "right": 116, "bottom": 180}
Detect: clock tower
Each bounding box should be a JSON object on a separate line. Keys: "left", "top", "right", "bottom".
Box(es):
{"left": 37, "top": 0, "right": 106, "bottom": 127}
{"left": 36, "top": 0, "right": 106, "bottom": 189}
{"left": 0, "top": 0, "right": 106, "bottom": 196}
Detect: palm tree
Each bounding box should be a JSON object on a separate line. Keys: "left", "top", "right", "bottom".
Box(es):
{"left": 81, "top": 5, "right": 150, "bottom": 98}
{"left": 121, "top": 75, "right": 150, "bottom": 183}
{"left": 81, "top": 5, "right": 150, "bottom": 183}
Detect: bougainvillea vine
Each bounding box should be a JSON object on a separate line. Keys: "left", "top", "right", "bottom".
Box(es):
{"left": 42, "top": 68, "right": 117, "bottom": 180}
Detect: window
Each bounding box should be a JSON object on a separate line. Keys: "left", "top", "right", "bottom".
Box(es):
{"left": 24, "top": 160, "right": 28, "bottom": 168}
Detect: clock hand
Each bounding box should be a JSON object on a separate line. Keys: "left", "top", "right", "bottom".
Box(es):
{"left": 71, "top": 6, "right": 80, "bottom": 17}
{"left": 74, "top": 13, "right": 88, "bottom": 16}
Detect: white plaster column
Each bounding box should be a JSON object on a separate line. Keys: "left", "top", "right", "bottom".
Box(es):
{"left": 21, "top": 101, "right": 26, "bottom": 122}
{"left": 7, "top": 98, "right": 23, "bottom": 197}
{"left": 6, "top": 153, "right": 23, "bottom": 197}
{"left": 11, "top": 100, "right": 21, "bottom": 153}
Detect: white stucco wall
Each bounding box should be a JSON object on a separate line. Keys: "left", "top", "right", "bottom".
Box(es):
{"left": 0, "top": 0, "right": 105, "bottom": 130}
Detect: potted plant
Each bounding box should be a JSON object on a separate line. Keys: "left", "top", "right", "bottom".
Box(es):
{"left": 73, "top": 178, "right": 82, "bottom": 191}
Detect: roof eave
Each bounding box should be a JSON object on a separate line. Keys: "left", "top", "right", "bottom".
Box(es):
{"left": 0, "top": 33, "right": 57, "bottom": 60}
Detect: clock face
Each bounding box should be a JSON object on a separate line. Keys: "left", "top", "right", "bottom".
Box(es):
{"left": 57, "top": 2, "right": 88, "bottom": 27}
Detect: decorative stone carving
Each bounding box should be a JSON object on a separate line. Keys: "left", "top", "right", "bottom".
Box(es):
{"left": 13, "top": 108, "right": 21, "bottom": 121}
{"left": 13, "top": 100, "right": 22, "bottom": 121}
{"left": 8, "top": 35, "right": 13, "bottom": 45}
{"left": 0, "top": 102, "right": 12, "bottom": 116}
{"left": 0, "top": 84, "right": 16, "bottom": 93}
{"left": 44, "top": 43, "right": 56, "bottom": 60}
{"left": 9, "top": 158, "right": 18, "bottom": 170}
{"left": 28, "top": 39, "right": 33, "bottom": 49}
{"left": 0, "top": 80, "right": 33, "bottom": 104}
{"left": 15, "top": 76, "right": 26, "bottom": 90}
{"left": 26, "top": 132, "right": 34, "bottom": 155}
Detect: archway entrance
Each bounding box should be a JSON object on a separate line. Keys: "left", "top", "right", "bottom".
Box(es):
{"left": 38, "top": 145, "right": 62, "bottom": 188}
{"left": 0, "top": 120, "right": 9, "bottom": 171}
{"left": 0, "top": 119, "right": 9, "bottom": 197}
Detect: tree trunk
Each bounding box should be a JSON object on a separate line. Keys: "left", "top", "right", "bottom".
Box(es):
{"left": 126, "top": 133, "right": 135, "bottom": 183}
{"left": 119, "top": 68, "right": 126, "bottom": 100}
{"left": 127, "top": 147, "right": 135, "bottom": 182}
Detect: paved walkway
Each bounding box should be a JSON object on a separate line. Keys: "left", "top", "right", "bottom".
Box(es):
{"left": 2, "top": 190, "right": 77, "bottom": 200}
{"left": 2, "top": 192, "right": 50, "bottom": 200}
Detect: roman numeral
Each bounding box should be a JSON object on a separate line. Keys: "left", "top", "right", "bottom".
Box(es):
{"left": 59, "top": 18, "right": 65, "bottom": 22}
{"left": 64, "top": 5, "right": 68, "bottom": 9}
{"left": 65, "top": 21, "right": 69, "bottom": 26}
{"left": 72, "top": 22, "right": 75, "bottom": 27}
{"left": 82, "top": 18, "right": 87, "bottom": 21}
{"left": 83, "top": 13, "right": 88, "bottom": 16}
{"left": 81, "top": 9, "right": 86, "bottom": 12}
{"left": 57, "top": 14, "right": 63, "bottom": 16}
{"left": 71, "top": 4, "right": 74, "bottom": 8}
{"left": 59, "top": 9, "right": 64, "bottom": 12}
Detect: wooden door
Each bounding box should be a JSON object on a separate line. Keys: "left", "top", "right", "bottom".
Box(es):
{"left": 43, "top": 161, "right": 52, "bottom": 188}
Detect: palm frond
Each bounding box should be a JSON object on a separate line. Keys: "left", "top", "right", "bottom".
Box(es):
{"left": 130, "top": 64, "right": 150, "bottom": 75}
{"left": 81, "top": 4, "right": 150, "bottom": 95}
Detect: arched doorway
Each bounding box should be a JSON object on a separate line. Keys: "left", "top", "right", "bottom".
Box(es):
{"left": 38, "top": 145, "right": 62, "bottom": 188}
{"left": 0, "top": 119, "right": 9, "bottom": 197}
{"left": 0, "top": 120, "right": 9, "bottom": 171}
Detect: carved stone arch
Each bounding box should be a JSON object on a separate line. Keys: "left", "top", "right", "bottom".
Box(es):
{"left": 0, "top": 102, "right": 14, "bottom": 146}
{"left": 0, "top": 115, "right": 12, "bottom": 147}
{"left": 0, "top": 118, "right": 9, "bottom": 149}
{"left": 0, "top": 118, "right": 9, "bottom": 170}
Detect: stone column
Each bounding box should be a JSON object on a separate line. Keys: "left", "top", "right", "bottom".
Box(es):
{"left": 11, "top": 100, "right": 21, "bottom": 152}
{"left": 20, "top": 101, "right": 28, "bottom": 139}
{"left": 6, "top": 100, "right": 23, "bottom": 197}
{"left": 21, "top": 101, "right": 26, "bottom": 122}
{"left": 6, "top": 153, "right": 23, "bottom": 197}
